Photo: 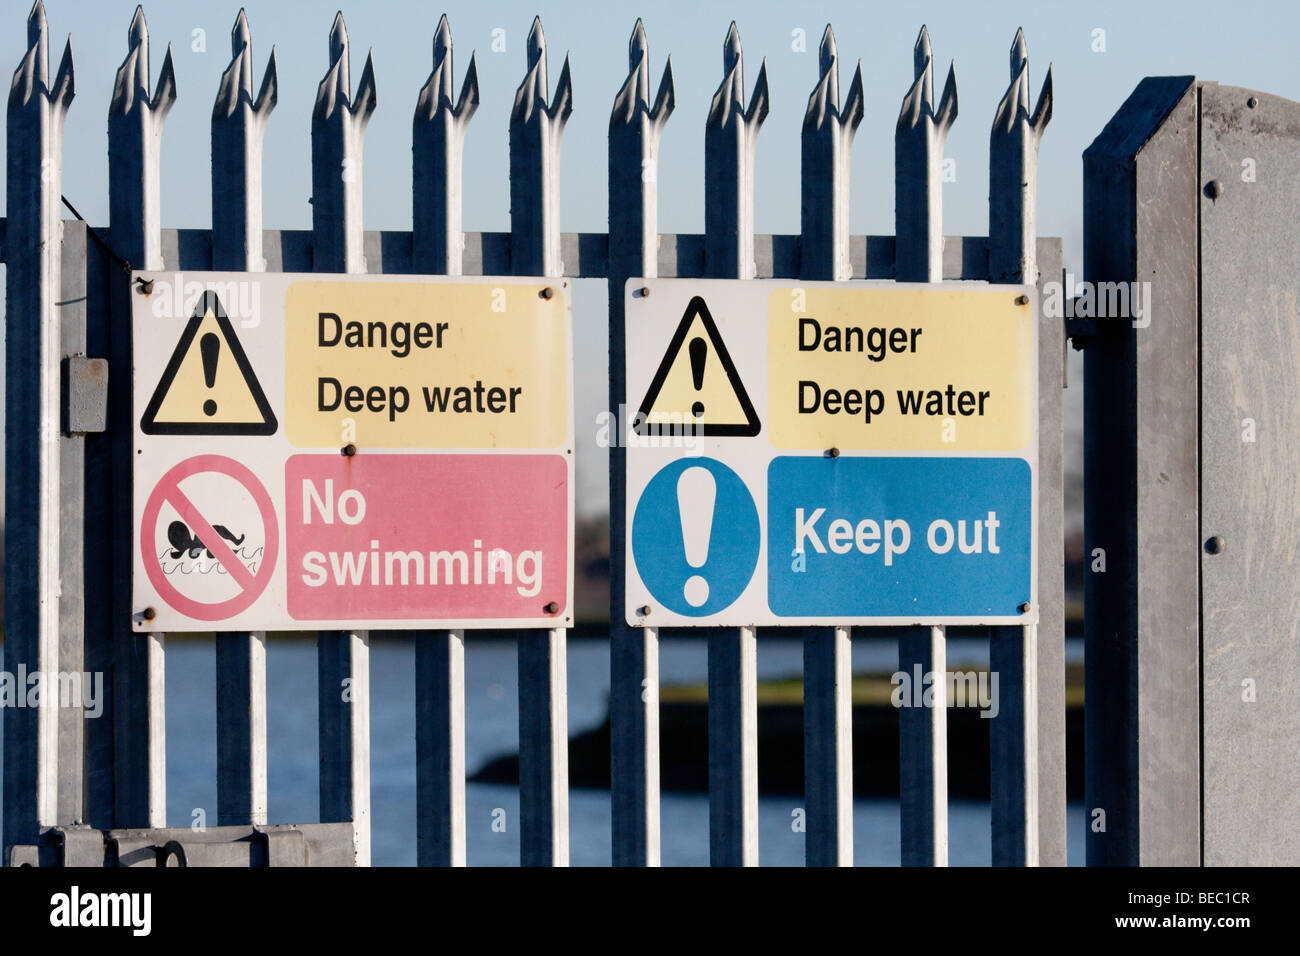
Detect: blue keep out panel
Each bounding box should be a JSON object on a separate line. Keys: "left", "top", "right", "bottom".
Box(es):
{"left": 767, "top": 456, "right": 1032, "bottom": 619}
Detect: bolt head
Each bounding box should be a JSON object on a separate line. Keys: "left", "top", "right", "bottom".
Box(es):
{"left": 539, "top": 287, "right": 554, "bottom": 300}
{"left": 544, "top": 601, "right": 559, "bottom": 614}
{"left": 1204, "top": 180, "right": 1224, "bottom": 200}
{"left": 1248, "top": 96, "right": 1259, "bottom": 109}
{"left": 1015, "top": 294, "right": 1030, "bottom": 306}
{"left": 637, "top": 605, "right": 651, "bottom": 616}
{"left": 827, "top": 447, "right": 841, "bottom": 459}
{"left": 1019, "top": 602, "right": 1032, "bottom": 614}
{"left": 1205, "top": 535, "right": 1226, "bottom": 555}
{"left": 142, "top": 607, "right": 157, "bottom": 621}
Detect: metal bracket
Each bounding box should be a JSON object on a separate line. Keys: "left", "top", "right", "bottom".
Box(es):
{"left": 4, "top": 844, "right": 41, "bottom": 866}
{"left": 1065, "top": 315, "right": 1107, "bottom": 350}
{"left": 8, "top": 822, "right": 353, "bottom": 866}
{"left": 62, "top": 356, "right": 108, "bottom": 434}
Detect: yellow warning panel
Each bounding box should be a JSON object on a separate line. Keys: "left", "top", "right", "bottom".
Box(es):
{"left": 141, "top": 291, "right": 277, "bottom": 435}
{"left": 636, "top": 296, "right": 760, "bottom": 436}
{"left": 284, "top": 281, "right": 568, "bottom": 449}
{"left": 766, "top": 286, "right": 1034, "bottom": 451}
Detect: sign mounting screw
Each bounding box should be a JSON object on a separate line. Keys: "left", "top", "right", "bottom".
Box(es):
{"left": 1019, "top": 602, "right": 1032, "bottom": 613}
{"left": 543, "top": 601, "right": 559, "bottom": 614}
{"left": 1205, "top": 535, "right": 1226, "bottom": 555}
{"left": 341, "top": 443, "right": 357, "bottom": 457}
{"left": 141, "top": 607, "right": 157, "bottom": 621}
{"left": 539, "top": 286, "right": 554, "bottom": 300}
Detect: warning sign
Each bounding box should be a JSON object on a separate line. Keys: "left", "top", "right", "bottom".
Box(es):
{"left": 765, "top": 286, "right": 1033, "bottom": 451}
{"left": 140, "top": 290, "right": 277, "bottom": 435}
{"left": 140, "top": 454, "right": 278, "bottom": 621}
{"left": 624, "top": 278, "right": 1038, "bottom": 629}
{"left": 132, "top": 271, "right": 574, "bottom": 633}
{"left": 284, "top": 454, "right": 569, "bottom": 622}
{"left": 635, "top": 296, "right": 760, "bottom": 436}
{"left": 283, "top": 281, "right": 568, "bottom": 449}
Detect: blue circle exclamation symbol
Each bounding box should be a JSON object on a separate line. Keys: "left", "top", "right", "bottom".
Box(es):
{"left": 632, "top": 457, "right": 759, "bottom": 617}
{"left": 678, "top": 466, "right": 714, "bottom": 607}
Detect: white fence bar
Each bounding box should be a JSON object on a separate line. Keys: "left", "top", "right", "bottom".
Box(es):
{"left": 799, "top": 25, "right": 862, "bottom": 868}
{"left": 608, "top": 19, "right": 672, "bottom": 867}
{"left": 510, "top": 17, "right": 572, "bottom": 867}
{"left": 106, "top": 4, "right": 173, "bottom": 830}
{"left": 894, "top": 25, "right": 956, "bottom": 867}
{"left": 2, "top": 0, "right": 75, "bottom": 853}
{"left": 310, "top": 12, "right": 375, "bottom": 866}
{"left": 212, "top": 9, "right": 275, "bottom": 829}
{"left": 704, "top": 23, "right": 766, "bottom": 867}
{"left": 988, "top": 29, "right": 1052, "bottom": 867}
{"left": 412, "top": 15, "right": 476, "bottom": 867}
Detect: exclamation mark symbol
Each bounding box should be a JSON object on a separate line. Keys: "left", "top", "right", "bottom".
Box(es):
{"left": 200, "top": 332, "right": 220, "bottom": 417}
{"left": 689, "top": 336, "right": 707, "bottom": 420}
{"left": 677, "top": 466, "right": 715, "bottom": 607}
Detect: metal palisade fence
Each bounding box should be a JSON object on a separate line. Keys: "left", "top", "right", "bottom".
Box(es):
{"left": 1, "top": 3, "right": 1064, "bottom": 866}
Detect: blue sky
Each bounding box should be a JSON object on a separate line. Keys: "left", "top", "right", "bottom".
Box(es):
{"left": 5, "top": 0, "right": 1300, "bottom": 513}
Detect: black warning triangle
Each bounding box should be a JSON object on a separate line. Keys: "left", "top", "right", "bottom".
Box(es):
{"left": 141, "top": 290, "right": 278, "bottom": 436}
{"left": 635, "top": 295, "right": 761, "bottom": 437}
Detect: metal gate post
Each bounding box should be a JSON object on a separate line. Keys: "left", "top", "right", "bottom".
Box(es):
{"left": 211, "top": 8, "right": 276, "bottom": 830}
{"left": 509, "top": 17, "right": 572, "bottom": 868}
{"left": 3, "top": 0, "right": 75, "bottom": 854}
{"left": 988, "top": 30, "right": 1054, "bottom": 868}
{"left": 310, "top": 12, "right": 376, "bottom": 866}
{"left": 104, "top": 5, "right": 174, "bottom": 831}
{"left": 412, "top": 13, "right": 477, "bottom": 868}
{"left": 894, "top": 26, "right": 956, "bottom": 868}
{"left": 799, "top": 25, "right": 863, "bottom": 868}
{"left": 608, "top": 19, "right": 673, "bottom": 867}
{"left": 703, "top": 22, "right": 767, "bottom": 868}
